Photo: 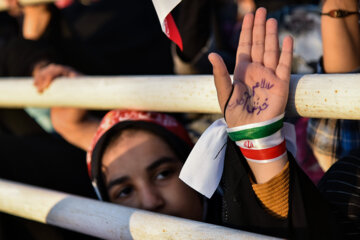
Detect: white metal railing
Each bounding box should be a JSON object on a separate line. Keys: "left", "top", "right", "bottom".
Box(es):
{"left": 0, "top": 74, "right": 359, "bottom": 119}
{"left": 0, "top": 0, "right": 55, "bottom": 11}
{"left": 0, "top": 178, "right": 279, "bottom": 240}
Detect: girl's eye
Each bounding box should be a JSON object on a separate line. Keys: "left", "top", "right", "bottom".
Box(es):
{"left": 116, "top": 186, "right": 133, "bottom": 199}
{"left": 155, "top": 169, "right": 174, "bottom": 180}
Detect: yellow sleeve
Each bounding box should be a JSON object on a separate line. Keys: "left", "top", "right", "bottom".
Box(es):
{"left": 251, "top": 161, "right": 289, "bottom": 219}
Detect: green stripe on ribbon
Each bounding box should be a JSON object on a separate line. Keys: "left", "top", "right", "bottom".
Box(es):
{"left": 228, "top": 118, "right": 283, "bottom": 141}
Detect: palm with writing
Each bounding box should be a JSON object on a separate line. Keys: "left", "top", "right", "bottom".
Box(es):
{"left": 209, "top": 8, "right": 293, "bottom": 128}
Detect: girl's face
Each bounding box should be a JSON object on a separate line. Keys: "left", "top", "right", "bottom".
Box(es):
{"left": 102, "top": 130, "right": 203, "bottom": 221}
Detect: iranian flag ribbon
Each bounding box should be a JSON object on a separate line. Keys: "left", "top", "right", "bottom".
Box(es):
{"left": 152, "top": 0, "right": 183, "bottom": 51}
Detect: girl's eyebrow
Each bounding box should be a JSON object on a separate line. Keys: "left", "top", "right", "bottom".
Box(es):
{"left": 107, "top": 176, "right": 129, "bottom": 190}
{"left": 146, "top": 157, "right": 178, "bottom": 172}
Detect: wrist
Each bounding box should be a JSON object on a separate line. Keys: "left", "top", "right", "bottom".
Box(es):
{"left": 321, "top": 0, "right": 358, "bottom": 12}
{"left": 248, "top": 154, "right": 288, "bottom": 184}
{"left": 32, "top": 60, "right": 50, "bottom": 77}
{"left": 321, "top": 9, "right": 359, "bottom": 18}
{"left": 227, "top": 114, "right": 287, "bottom": 164}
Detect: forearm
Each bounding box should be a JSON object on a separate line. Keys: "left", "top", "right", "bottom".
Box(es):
{"left": 51, "top": 108, "right": 100, "bottom": 150}
{"left": 247, "top": 154, "right": 288, "bottom": 184}
{"left": 321, "top": 0, "right": 360, "bottom": 73}
{"left": 22, "top": 5, "right": 51, "bottom": 40}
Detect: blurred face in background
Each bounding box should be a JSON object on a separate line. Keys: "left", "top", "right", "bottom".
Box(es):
{"left": 101, "top": 129, "right": 203, "bottom": 221}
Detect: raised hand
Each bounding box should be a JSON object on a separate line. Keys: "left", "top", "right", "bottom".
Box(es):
{"left": 209, "top": 8, "right": 293, "bottom": 128}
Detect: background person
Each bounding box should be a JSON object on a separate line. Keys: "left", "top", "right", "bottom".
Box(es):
{"left": 307, "top": 0, "right": 360, "bottom": 171}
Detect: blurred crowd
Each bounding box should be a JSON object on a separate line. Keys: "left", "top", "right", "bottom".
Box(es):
{"left": 0, "top": 0, "right": 360, "bottom": 239}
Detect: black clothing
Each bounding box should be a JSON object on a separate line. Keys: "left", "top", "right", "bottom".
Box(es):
{"left": 0, "top": 12, "right": 19, "bottom": 49}
{"left": 318, "top": 150, "right": 360, "bottom": 240}
{"left": 0, "top": 0, "right": 173, "bottom": 77}
{"left": 210, "top": 139, "right": 342, "bottom": 239}
{"left": 0, "top": 38, "right": 59, "bottom": 76}
{"left": 176, "top": 0, "right": 237, "bottom": 73}
{"left": 0, "top": 134, "right": 94, "bottom": 197}
{"left": 0, "top": 132, "right": 97, "bottom": 240}
{"left": 58, "top": 0, "right": 173, "bottom": 75}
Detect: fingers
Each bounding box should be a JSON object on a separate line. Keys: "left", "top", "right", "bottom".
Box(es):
{"left": 235, "top": 12, "right": 254, "bottom": 65}
{"left": 209, "top": 53, "right": 232, "bottom": 114}
{"left": 34, "top": 69, "right": 57, "bottom": 93}
{"left": 68, "top": 70, "right": 83, "bottom": 77}
{"left": 251, "top": 8, "right": 267, "bottom": 64}
{"left": 276, "top": 36, "right": 293, "bottom": 81}
{"left": 263, "top": 18, "right": 279, "bottom": 71}
{"left": 33, "top": 64, "right": 78, "bottom": 93}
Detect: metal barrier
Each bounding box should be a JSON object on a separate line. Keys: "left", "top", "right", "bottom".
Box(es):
{"left": 0, "top": 74, "right": 359, "bottom": 119}
{"left": 0, "top": 0, "right": 55, "bottom": 11}
{"left": 0, "top": 178, "right": 279, "bottom": 240}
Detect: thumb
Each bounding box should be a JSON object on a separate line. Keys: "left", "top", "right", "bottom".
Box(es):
{"left": 208, "top": 53, "right": 233, "bottom": 114}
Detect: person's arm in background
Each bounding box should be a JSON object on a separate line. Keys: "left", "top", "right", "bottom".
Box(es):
{"left": 6, "top": 0, "right": 51, "bottom": 40}
{"left": 22, "top": 4, "right": 51, "bottom": 40}
{"left": 32, "top": 63, "right": 100, "bottom": 150}
{"left": 321, "top": 0, "right": 360, "bottom": 73}
{"left": 50, "top": 107, "right": 99, "bottom": 150}
{"left": 307, "top": 0, "right": 360, "bottom": 172}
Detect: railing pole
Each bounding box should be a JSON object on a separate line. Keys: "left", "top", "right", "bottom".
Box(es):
{"left": 0, "top": 0, "right": 55, "bottom": 11}
{"left": 0, "top": 179, "right": 279, "bottom": 240}
{"left": 0, "top": 74, "right": 359, "bottom": 119}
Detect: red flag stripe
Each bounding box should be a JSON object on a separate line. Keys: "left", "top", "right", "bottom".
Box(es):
{"left": 240, "top": 140, "right": 286, "bottom": 161}
{"left": 164, "top": 13, "right": 183, "bottom": 51}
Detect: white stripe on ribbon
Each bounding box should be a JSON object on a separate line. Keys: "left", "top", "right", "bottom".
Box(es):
{"left": 236, "top": 129, "right": 284, "bottom": 150}
{"left": 227, "top": 113, "right": 285, "bottom": 133}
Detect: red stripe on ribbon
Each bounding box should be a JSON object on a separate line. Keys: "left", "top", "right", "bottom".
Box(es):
{"left": 240, "top": 140, "right": 286, "bottom": 161}
{"left": 164, "top": 13, "right": 183, "bottom": 51}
